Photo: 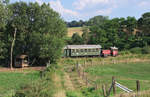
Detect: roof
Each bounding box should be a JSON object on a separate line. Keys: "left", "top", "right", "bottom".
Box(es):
{"left": 110, "top": 47, "right": 118, "bottom": 50}
{"left": 16, "top": 55, "right": 28, "bottom": 59}
{"left": 64, "top": 45, "right": 102, "bottom": 49}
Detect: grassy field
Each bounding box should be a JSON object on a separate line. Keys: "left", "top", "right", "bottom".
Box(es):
{"left": 0, "top": 70, "right": 40, "bottom": 96}
{"left": 67, "top": 27, "right": 83, "bottom": 37}
{"left": 59, "top": 54, "right": 150, "bottom": 97}
{"left": 86, "top": 62, "right": 150, "bottom": 91}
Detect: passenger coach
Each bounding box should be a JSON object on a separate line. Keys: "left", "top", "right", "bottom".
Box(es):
{"left": 63, "top": 45, "right": 102, "bottom": 57}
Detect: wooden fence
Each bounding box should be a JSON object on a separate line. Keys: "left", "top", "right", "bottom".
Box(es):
{"left": 75, "top": 60, "right": 141, "bottom": 97}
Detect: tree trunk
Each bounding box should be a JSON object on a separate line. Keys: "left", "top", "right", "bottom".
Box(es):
{"left": 10, "top": 28, "right": 17, "bottom": 70}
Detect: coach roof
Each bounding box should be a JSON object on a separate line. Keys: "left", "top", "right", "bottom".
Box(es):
{"left": 64, "top": 45, "right": 102, "bottom": 49}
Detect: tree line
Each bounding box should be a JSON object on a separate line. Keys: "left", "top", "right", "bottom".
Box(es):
{"left": 69, "top": 14, "right": 150, "bottom": 51}
{"left": 0, "top": 0, "right": 67, "bottom": 67}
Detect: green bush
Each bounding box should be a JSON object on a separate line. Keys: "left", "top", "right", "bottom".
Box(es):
{"left": 130, "top": 47, "right": 142, "bottom": 54}
{"left": 66, "top": 91, "right": 83, "bottom": 97}
{"left": 119, "top": 50, "right": 131, "bottom": 55}
{"left": 142, "top": 46, "right": 150, "bottom": 54}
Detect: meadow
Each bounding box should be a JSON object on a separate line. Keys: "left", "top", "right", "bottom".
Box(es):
{"left": 85, "top": 62, "right": 150, "bottom": 93}
{"left": 0, "top": 70, "right": 40, "bottom": 96}
{"left": 61, "top": 54, "right": 150, "bottom": 97}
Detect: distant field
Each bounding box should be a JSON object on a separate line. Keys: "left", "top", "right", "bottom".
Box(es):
{"left": 67, "top": 27, "right": 83, "bottom": 37}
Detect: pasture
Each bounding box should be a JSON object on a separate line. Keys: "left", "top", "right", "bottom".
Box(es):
{"left": 61, "top": 54, "right": 150, "bottom": 97}
{"left": 0, "top": 69, "right": 40, "bottom": 96}
{"left": 85, "top": 62, "right": 150, "bottom": 92}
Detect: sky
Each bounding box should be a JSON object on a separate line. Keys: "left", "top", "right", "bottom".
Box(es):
{"left": 11, "top": 0, "right": 150, "bottom": 21}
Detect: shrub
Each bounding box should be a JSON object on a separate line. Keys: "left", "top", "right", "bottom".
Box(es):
{"left": 119, "top": 50, "right": 131, "bottom": 55}
{"left": 142, "top": 46, "right": 150, "bottom": 54}
{"left": 130, "top": 47, "right": 142, "bottom": 54}
{"left": 66, "top": 91, "right": 82, "bottom": 97}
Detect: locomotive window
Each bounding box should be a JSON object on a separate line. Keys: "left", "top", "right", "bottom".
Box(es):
{"left": 72, "top": 49, "right": 75, "bottom": 52}
{"left": 76, "top": 49, "right": 79, "bottom": 52}
{"left": 81, "top": 49, "right": 83, "bottom": 52}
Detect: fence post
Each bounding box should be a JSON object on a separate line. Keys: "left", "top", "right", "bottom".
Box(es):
{"left": 78, "top": 69, "right": 80, "bottom": 77}
{"left": 91, "top": 60, "right": 93, "bottom": 66}
{"left": 136, "top": 80, "right": 140, "bottom": 92}
{"left": 112, "top": 76, "right": 116, "bottom": 95}
{"left": 84, "top": 60, "right": 86, "bottom": 68}
{"left": 76, "top": 61, "right": 79, "bottom": 70}
{"left": 86, "top": 76, "right": 88, "bottom": 86}
{"left": 95, "top": 83, "right": 98, "bottom": 90}
{"left": 102, "top": 84, "right": 107, "bottom": 97}
{"left": 82, "top": 70, "right": 84, "bottom": 79}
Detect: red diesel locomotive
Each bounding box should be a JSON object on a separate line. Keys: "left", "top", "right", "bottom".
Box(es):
{"left": 101, "top": 47, "right": 118, "bottom": 57}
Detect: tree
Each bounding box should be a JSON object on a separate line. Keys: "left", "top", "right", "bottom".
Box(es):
{"left": 5, "top": 2, "right": 67, "bottom": 65}
{"left": 87, "top": 15, "right": 108, "bottom": 26}
{"left": 122, "top": 16, "right": 137, "bottom": 35}
{"left": 89, "top": 25, "right": 108, "bottom": 48}
{"left": 0, "top": 0, "right": 10, "bottom": 64}
{"left": 72, "top": 33, "right": 83, "bottom": 44}
{"left": 82, "top": 26, "right": 89, "bottom": 44}
{"left": 138, "top": 12, "right": 150, "bottom": 35}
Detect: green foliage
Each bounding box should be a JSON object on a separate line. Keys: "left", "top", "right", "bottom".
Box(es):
{"left": 130, "top": 47, "right": 142, "bottom": 54}
{"left": 138, "top": 12, "right": 150, "bottom": 35}
{"left": 119, "top": 50, "right": 131, "bottom": 55}
{"left": 1, "top": 2, "right": 67, "bottom": 65}
{"left": 82, "top": 26, "right": 89, "bottom": 44}
{"left": 81, "top": 87, "right": 100, "bottom": 97}
{"left": 71, "top": 33, "right": 83, "bottom": 44}
{"left": 66, "top": 91, "right": 83, "bottom": 97}
{"left": 88, "top": 15, "right": 108, "bottom": 26}
{"left": 142, "top": 46, "right": 150, "bottom": 54}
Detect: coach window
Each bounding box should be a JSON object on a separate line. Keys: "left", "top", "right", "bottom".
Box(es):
{"left": 76, "top": 49, "right": 79, "bottom": 52}
{"left": 72, "top": 49, "right": 75, "bottom": 53}
{"left": 81, "top": 49, "right": 83, "bottom": 52}
{"left": 85, "top": 49, "right": 87, "bottom": 52}
{"left": 88, "top": 49, "right": 91, "bottom": 52}
{"left": 96, "top": 48, "right": 99, "bottom": 52}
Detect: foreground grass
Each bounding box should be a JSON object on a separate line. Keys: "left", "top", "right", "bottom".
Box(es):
{"left": 0, "top": 71, "right": 40, "bottom": 96}
{"left": 85, "top": 62, "right": 150, "bottom": 96}
{"left": 60, "top": 54, "right": 150, "bottom": 97}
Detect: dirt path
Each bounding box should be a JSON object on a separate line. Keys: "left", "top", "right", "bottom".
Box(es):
{"left": 0, "top": 67, "right": 45, "bottom": 72}
{"left": 53, "top": 73, "right": 66, "bottom": 97}
{"left": 64, "top": 72, "right": 75, "bottom": 90}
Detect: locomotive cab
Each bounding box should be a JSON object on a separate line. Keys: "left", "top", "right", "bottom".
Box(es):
{"left": 110, "top": 47, "right": 118, "bottom": 57}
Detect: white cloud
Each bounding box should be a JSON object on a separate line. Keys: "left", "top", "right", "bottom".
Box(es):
{"left": 73, "top": 0, "right": 111, "bottom": 10}
{"left": 138, "top": 1, "right": 150, "bottom": 8}
{"left": 49, "top": 0, "right": 79, "bottom": 17}
{"left": 96, "top": 8, "right": 112, "bottom": 15}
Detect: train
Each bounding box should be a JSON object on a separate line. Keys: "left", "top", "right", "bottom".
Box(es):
{"left": 62, "top": 45, "right": 118, "bottom": 57}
